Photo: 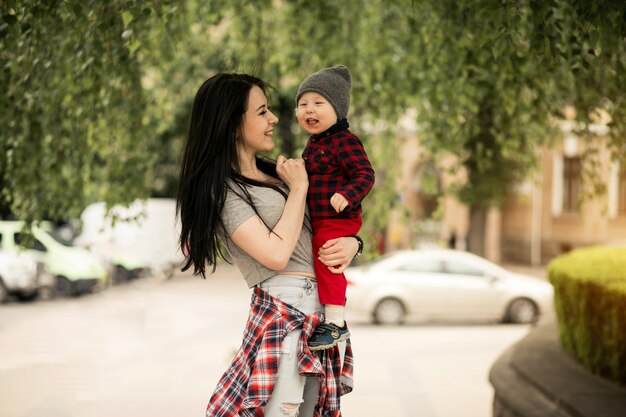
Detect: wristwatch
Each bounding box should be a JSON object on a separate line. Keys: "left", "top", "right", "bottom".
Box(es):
{"left": 350, "top": 234, "right": 364, "bottom": 258}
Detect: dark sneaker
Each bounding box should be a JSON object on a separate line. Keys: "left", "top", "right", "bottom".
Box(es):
{"left": 308, "top": 322, "right": 350, "bottom": 351}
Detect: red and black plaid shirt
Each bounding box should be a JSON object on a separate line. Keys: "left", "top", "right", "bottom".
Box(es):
{"left": 206, "top": 287, "right": 354, "bottom": 417}
{"left": 302, "top": 120, "right": 375, "bottom": 220}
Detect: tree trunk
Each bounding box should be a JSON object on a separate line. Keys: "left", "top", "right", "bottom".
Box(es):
{"left": 467, "top": 206, "right": 487, "bottom": 257}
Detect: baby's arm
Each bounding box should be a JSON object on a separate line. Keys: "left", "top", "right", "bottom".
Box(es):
{"left": 335, "top": 134, "right": 375, "bottom": 209}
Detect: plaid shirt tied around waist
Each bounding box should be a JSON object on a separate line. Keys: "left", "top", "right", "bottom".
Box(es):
{"left": 206, "top": 287, "right": 354, "bottom": 417}
{"left": 302, "top": 122, "right": 375, "bottom": 220}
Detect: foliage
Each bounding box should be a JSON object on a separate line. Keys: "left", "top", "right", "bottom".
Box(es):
{"left": 212, "top": 0, "right": 626, "bottom": 251}
{"left": 495, "top": 0, "right": 626, "bottom": 203}
{"left": 548, "top": 246, "right": 626, "bottom": 384}
{"left": 408, "top": 0, "right": 626, "bottom": 208}
{"left": 2, "top": 0, "right": 626, "bottom": 258}
{"left": 0, "top": 0, "right": 182, "bottom": 222}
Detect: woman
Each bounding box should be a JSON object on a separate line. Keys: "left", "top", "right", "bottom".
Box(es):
{"left": 177, "top": 73, "right": 360, "bottom": 417}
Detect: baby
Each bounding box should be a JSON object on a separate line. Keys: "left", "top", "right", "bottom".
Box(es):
{"left": 296, "top": 65, "right": 375, "bottom": 350}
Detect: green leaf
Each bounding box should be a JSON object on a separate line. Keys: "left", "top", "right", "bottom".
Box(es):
{"left": 492, "top": 37, "right": 506, "bottom": 59}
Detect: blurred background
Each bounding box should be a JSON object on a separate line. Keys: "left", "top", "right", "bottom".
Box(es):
{"left": 1, "top": 1, "right": 625, "bottom": 416}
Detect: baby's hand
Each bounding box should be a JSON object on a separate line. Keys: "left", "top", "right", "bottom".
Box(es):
{"left": 330, "top": 193, "right": 349, "bottom": 213}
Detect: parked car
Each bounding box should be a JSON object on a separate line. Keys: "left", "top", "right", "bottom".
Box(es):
{"left": 0, "top": 251, "right": 55, "bottom": 302}
{"left": 0, "top": 221, "right": 107, "bottom": 296}
{"left": 345, "top": 249, "right": 553, "bottom": 325}
{"left": 75, "top": 199, "right": 183, "bottom": 280}
{"left": 0, "top": 250, "right": 39, "bottom": 302}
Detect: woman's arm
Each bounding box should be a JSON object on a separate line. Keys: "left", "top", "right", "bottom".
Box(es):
{"left": 317, "top": 236, "right": 361, "bottom": 273}
{"left": 230, "top": 157, "right": 308, "bottom": 270}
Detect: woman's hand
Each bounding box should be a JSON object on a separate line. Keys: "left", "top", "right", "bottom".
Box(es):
{"left": 318, "top": 236, "right": 360, "bottom": 274}
{"left": 276, "top": 155, "right": 308, "bottom": 191}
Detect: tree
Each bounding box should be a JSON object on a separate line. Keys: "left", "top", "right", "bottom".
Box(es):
{"left": 3, "top": 0, "right": 625, "bottom": 259}
{"left": 0, "top": 0, "right": 182, "bottom": 222}
{"left": 194, "top": 0, "right": 626, "bottom": 255}
{"left": 409, "top": 0, "right": 626, "bottom": 255}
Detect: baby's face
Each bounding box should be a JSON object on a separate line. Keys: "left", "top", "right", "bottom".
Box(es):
{"left": 296, "top": 92, "right": 338, "bottom": 135}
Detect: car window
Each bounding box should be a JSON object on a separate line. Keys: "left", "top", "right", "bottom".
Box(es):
{"left": 443, "top": 261, "right": 484, "bottom": 277}
{"left": 14, "top": 233, "right": 47, "bottom": 252}
{"left": 396, "top": 260, "right": 443, "bottom": 273}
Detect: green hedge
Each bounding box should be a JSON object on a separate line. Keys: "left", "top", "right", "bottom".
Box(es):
{"left": 548, "top": 246, "right": 626, "bottom": 384}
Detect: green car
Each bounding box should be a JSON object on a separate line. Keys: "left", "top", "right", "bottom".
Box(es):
{"left": 0, "top": 221, "right": 107, "bottom": 296}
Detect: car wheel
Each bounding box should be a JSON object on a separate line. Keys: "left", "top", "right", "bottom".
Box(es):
{"left": 113, "top": 265, "right": 131, "bottom": 284}
{"left": 505, "top": 298, "right": 538, "bottom": 324}
{"left": 54, "top": 276, "right": 76, "bottom": 297}
{"left": 373, "top": 298, "right": 406, "bottom": 325}
{"left": 15, "top": 290, "right": 39, "bottom": 302}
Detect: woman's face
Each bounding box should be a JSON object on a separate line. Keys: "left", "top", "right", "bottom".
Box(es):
{"left": 239, "top": 85, "right": 279, "bottom": 155}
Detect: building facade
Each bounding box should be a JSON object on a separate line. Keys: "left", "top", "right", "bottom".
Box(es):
{"left": 388, "top": 120, "right": 626, "bottom": 265}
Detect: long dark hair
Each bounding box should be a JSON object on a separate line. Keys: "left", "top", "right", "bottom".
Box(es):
{"left": 176, "top": 73, "right": 286, "bottom": 277}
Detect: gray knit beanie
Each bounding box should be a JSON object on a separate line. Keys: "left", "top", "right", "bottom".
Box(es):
{"left": 296, "top": 65, "right": 351, "bottom": 120}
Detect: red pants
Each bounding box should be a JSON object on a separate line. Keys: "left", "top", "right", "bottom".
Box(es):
{"left": 311, "top": 217, "right": 362, "bottom": 305}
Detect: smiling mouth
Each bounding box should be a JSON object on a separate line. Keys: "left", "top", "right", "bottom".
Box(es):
{"left": 306, "top": 118, "right": 319, "bottom": 125}
{"left": 265, "top": 130, "right": 274, "bottom": 136}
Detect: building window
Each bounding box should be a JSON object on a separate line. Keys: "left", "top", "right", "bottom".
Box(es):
{"left": 619, "top": 165, "right": 626, "bottom": 215}
{"left": 562, "top": 156, "right": 581, "bottom": 213}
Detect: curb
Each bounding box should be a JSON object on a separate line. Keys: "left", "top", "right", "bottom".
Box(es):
{"left": 489, "top": 319, "right": 626, "bottom": 417}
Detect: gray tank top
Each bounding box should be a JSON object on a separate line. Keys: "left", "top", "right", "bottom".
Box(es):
{"left": 220, "top": 181, "right": 315, "bottom": 288}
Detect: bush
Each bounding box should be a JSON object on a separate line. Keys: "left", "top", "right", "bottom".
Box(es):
{"left": 548, "top": 246, "right": 626, "bottom": 384}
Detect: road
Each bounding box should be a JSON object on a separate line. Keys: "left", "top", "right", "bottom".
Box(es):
{"left": 0, "top": 264, "right": 539, "bottom": 417}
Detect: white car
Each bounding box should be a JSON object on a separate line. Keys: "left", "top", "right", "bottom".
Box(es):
{"left": 345, "top": 249, "right": 553, "bottom": 325}
{"left": 76, "top": 199, "right": 183, "bottom": 279}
